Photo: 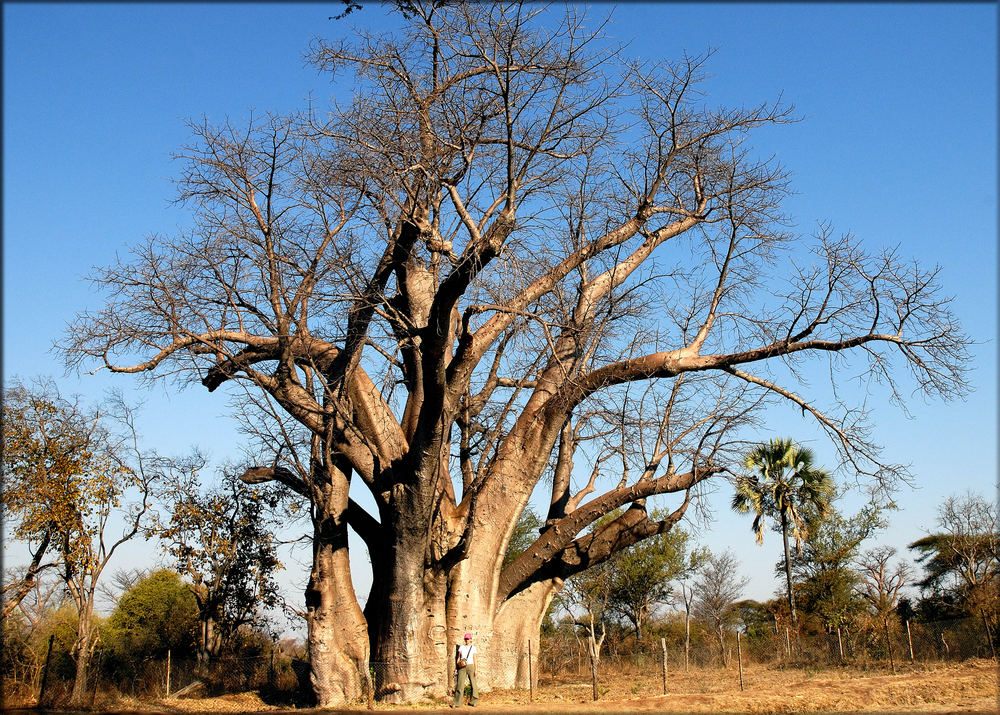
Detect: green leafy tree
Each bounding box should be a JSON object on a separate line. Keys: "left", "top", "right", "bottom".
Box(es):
{"left": 103, "top": 569, "right": 198, "bottom": 673}
{"left": 732, "top": 438, "right": 834, "bottom": 627}
{"left": 156, "top": 467, "right": 283, "bottom": 666}
{"left": 38, "top": 602, "right": 82, "bottom": 685}
{"left": 502, "top": 508, "right": 543, "bottom": 570}
{"left": 788, "top": 502, "right": 883, "bottom": 633}
{"left": 605, "top": 523, "right": 691, "bottom": 643}
{"left": 733, "top": 599, "right": 774, "bottom": 638}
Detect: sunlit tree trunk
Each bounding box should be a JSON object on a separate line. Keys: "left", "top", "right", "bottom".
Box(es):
{"left": 68, "top": 598, "right": 96, "bottom": 707}
{"left": 490, "top": 580, "right": 563, "bottom": 689}
{"left": 308, "top": 473, "right": 369, "bottom": 706}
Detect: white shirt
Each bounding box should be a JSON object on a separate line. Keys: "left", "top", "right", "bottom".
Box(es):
{"left": 458, "top": 643, "right": 477, "bottom": 665}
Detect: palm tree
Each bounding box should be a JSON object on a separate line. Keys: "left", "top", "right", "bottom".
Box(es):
{"left": 732, "top": 438, "right": 834, "bottom": 627}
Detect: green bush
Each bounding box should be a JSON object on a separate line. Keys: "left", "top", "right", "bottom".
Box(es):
{"left": 101, "top": 569, "right": 197, "bottom": 684}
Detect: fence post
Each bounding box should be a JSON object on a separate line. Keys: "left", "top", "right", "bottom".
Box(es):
{"left": 785, "top": 627, "right": 791, "bottom": 659}
{"left": 590, "top": 639, "right": 597, "bottom": 701}
{"left": 660, "top": 637, "right": 667, "bottom": 695}
{"left": 884, "top": 618, "right": 895, "bottom": 674}
{"left": 685, "top": 619, "right": 690, "bottom": 671}
{"left": 837, "top": 627, "right": 844, "bottom": 662}
{"left": 166, "top": 649, "right": 172, "bottom": 697}
{"left": 736, "top": 631, "right": 744, "bottom": 692}
{"left": 981, "top": 609, "right": 998, "bottom": 661}
{"left": 37, "top": 633, "right": 55, "bottom": 707}
{"left": 366, "top": 663, "right": 374, "bottom": 711}
{"left": 905, "top": 621, "right": 915, "bottom": 663}
{"left": 528, "top": 639, "right": 534, "bottom": 703}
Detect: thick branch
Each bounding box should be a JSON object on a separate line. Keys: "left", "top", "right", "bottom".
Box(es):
{"left": 497, "top": 467, "right": 710, "bottom": 603}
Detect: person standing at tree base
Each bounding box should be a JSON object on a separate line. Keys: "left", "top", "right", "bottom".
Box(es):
{"left": 452, "top": 632, "right": 479, "bottom": 707}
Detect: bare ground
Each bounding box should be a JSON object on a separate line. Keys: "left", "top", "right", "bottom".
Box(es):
{"left": 125, "top": 659, "right": 998, "bottom": 714}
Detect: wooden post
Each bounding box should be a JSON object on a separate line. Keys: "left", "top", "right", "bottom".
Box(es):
{"left": 528, "top": 640, "right": 534, "bottom": 702}
{"left": 736, "top": 632, "right": 744, "bottom": 692}
{"left": 981, "top": 609, "right": 998, "bottom": 661}
{"left": 685, "top": 618, "right": 691, "bottom": 671}
{"left": 660, "top": 638, "right": 668, "bottom": 695}
{"left": 884, "top": 618, "right": 896, "bottom": 674}
{"left": 166, "top": 649, "right": 172, "bottom": 697}
{"left": 905, "top": 621, "right": 915, "bottom": 663}
{"left": 367, "top": 664, "right": 374, "bottom": 712}
{"left": 837, "top": 627, "right": 844, "bottom": 661}
{"left": 785, "top": 627, "right": 791, "bottom": 658}
{"left": 37, "top": 634, "right": 55, "bottom": 707}
{"left": 589, "top": 640, "right": 598, "bottom": 701}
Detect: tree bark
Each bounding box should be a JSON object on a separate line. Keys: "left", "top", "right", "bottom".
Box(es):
{"left": 195, "top": 613, "right": 223, "bottom": 671}
{"left": 68, "top": 605, "right": 95, "bottom": 707}
{"left": 780, "top": 510, "right": 797, "bottom": 627}
{"left": 491, "top": 579, "right": 563, "bottom": 689}
{"left": 307, "top": 475, "right": 369, "bottom": 706}
{"left": 366, "top": 512, "right": 445, "bottom": 703}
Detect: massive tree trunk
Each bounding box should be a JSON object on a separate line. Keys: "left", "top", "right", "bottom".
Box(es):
{"left": 196, "top": 614, "right": 219, "bottom": 670}
{"left": 366, "top": 487, "right": 443, "bottom": 703}
{"left": 307, "top": 474, "right": 369, "bottom": 706}
{"left": 490, "top": 579, "right": 563, "bottom": 689}
{"left": 192, "top": 587, "right": 222, "bottom": 671}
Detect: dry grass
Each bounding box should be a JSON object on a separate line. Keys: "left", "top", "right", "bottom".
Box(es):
{"left": 127, "top": 659, "right": 997, "bottom": 714}
{"left": 498, "top": 658, "right": 1000, "bottom": 713}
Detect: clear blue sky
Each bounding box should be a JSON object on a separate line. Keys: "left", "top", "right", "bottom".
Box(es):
{"left": 4, "top": 3, "right": 997, "bottom": 617}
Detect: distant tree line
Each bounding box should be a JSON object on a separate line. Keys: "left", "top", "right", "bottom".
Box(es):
{"left": 2, "top": 378, "right": 296, "bottom": 707}
{"left": 3, "top": 378, "right": 995, "bottom": 707}
{"left": 540, "top": 487, "right": 998, "bottom": 665}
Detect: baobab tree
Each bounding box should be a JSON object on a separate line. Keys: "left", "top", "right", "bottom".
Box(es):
{"left": 63, "top": 2, "right": 970, "bottom": 704}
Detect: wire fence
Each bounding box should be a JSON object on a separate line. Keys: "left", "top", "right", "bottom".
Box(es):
{"left": 11, "top": 648, "right": 313, "bottom": 709}
{"left": 363, "top": 616, "right": 995, "bottom": 705}
{"left": 7, "top": 616, "right": 993, "bottom": 708}
{"left": 537, "top": 616, "right": 997, "bottom": 688}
